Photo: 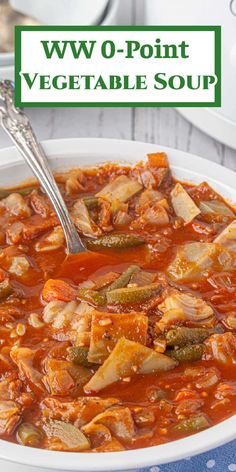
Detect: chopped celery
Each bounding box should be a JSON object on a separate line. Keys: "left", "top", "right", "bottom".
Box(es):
{"left": 96, "top": 175, "right": 142, "bottom": 203}
{"left": 44, "top": 420, "right": 90, "bottom": 450}
{"left": 171, "top": 183, "right": 200, "bottom": 225}
{"left": 200, "top": 200, "right": 234, "bottom": 217}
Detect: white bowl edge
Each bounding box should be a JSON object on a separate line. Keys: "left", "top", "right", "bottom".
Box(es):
{"left": 0, "top": 137, "right": 235, "bottom": 471}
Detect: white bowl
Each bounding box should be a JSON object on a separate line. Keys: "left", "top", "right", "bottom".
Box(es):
{"left": 0, "top": 0, "right": 119, "bottom": 71}
{"left": 10, "top": 0, "right": 110, "bottom": 26}
{"left": 0, "top": 138, "right": 235, "bottom": 472}
{"left": 0, "top": 64, "right": 14, "bottom": 80}
{"left": 0, "top": 52, "right": 13, "bottom": 67}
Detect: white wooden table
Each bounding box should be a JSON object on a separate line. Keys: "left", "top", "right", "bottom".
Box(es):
{"left": 0, "top": 0, "right": 236, "bottom": 171}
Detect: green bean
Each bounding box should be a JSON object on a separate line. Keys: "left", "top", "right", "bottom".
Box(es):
{"left": 77, "top": 288, "right": 106, "bottom": 306}
{"left": 67, "top": 346, "right": 95, "bottom": 367}
{"left": 167, "top": 344, "right": 204, "bottom": 363}
{"left": 106, "top": 283, "right": 161, "bottom": 305}
{"left": 87, "top": 233, "right": 145, "bottom": 250}
{"left": 106, "top": 265, "right": 140, "bottom": 292}
{"left": 16, "top": 423, "right": 43, "bottom": 447}
{"left": 166, "top": 327, "right": 213, "bottom": 347}
{"left": 173, "top": 414, "right": 210, "bottom": 433}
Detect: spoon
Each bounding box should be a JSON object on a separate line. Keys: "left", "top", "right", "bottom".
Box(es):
{"left": 0, "top": 79, "right": 86, "bottom": 257}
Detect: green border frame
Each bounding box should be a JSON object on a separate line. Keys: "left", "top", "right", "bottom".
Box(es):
{"left": 14, "top": 25, "right": 221, "bottom": 108}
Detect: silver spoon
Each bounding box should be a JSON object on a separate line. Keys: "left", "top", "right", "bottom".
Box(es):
{"left": 0, "top": 80, "right": 86, "bottom": 255}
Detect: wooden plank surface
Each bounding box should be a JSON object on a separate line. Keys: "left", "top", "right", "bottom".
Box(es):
{"left": 0, "top": 0, "right": 235, "bottom": 172}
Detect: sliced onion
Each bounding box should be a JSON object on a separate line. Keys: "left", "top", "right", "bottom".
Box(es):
{"left": 159, "top": 293, "right": 215, "bottom": 326}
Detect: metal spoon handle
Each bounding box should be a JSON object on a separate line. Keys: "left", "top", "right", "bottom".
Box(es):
{"left": 0, "top": 80, "right": 85, "bottom": 254}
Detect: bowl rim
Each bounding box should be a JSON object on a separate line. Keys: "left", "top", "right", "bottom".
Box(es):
{"left": 0, "top": 0, "right": 118, "bottom": 65}
{"left": 0, "top": 137, "right": 235, "bottom": 471}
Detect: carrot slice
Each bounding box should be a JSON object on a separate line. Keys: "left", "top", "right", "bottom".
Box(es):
{"left": 147, "top": 152, "right": 169, "bottom": 168}
{"left": 42, "top": 279, "right": 77, "bottom": 303}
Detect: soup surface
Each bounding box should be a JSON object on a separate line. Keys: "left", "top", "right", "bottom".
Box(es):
{"left": 0, "top": 152, "right": 236, "bottom": 452}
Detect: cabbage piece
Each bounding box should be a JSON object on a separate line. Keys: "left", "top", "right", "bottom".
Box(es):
{"left": 43, "top": 359, "right": 92, "bottom": 395}
{"left": 41, "top": 397, "right": 119, "bottom": 427}
{"left": 205, "top": 332, "right": 236, "bottom": 365}
{"left": 131, "top": 201, "right": 169, "bottom": 229}
{"left": 159, "top": 293, "right": 215, "bottom": 327}
{"left": 82, "top": 407, "right": 135, "bottom": 442}
{"left": 171, "top": 183, "right": 200, "bottom": 225}
{"left": 88, "top": 311, "right": 148, "bottom": 364}
{"left": 129, "top": 270, "right": 157, "bottom": 287}
{"left": 44, "top": 420, "right": 90, "bottom": 451}
{"left": 10, "top": 348, "right": 44, "bottom": 393}
{"left": 200, "top": 200, "right": 234, "bottom": 218}
{"left": 0, "top": 193, "right": 31, "bottom": 217}
{"left": 93, "top": 437, "right": 125, "bottom": 452}
{"left": 215, "top": 382, "right": 236, "bottom": 399}
{"left": 71, "top": 199, "right": 102, "bottom": 238}
{"left": 0, "top": 401, "right": 21, "bottom": 435}
{"left": 84, "top": 338, "right": 176, "bottom": 393}
{"left": 43, "top": 300, "right": 93, "bottom": 345}
{"left": 35, "top": 226, "right": 64, "bottom": 252}
{"left": 214, "top": 220, "right": 236, "bottom": 253}
{"left": 167, "top": 242, "right": 219, "bottom": 281}
{"left": 43, "top": 300, "right": 77, "bottom": 328}
{"left": 156, "top": 309, "right": 187, "bottom": 333}
{"left": 96, "top": 175, "right": 142, "bottom": 203}
{"left": 136, "top": 189, "right": 164, "bottom": 210}
{"left": 16, "top": 423, "right": 43, "bottom": 447}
